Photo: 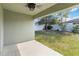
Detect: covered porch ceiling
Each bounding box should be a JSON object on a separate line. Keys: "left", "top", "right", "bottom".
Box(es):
{"left": 33, "top": 3, "right": 79, "bottom": 18}
{"left": 2, "top": 3, "right": 79, "bottom": 18}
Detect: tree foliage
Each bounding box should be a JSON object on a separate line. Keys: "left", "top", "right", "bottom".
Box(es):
{"left": 37, "top": 11, "right": 69, "bottom": 31}
{"left": 73, "top": 24, "right": 79, "bottom": 33}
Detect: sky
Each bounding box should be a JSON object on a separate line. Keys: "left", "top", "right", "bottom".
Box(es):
{"left": 68, "top": 7, "right": 79, "bottom": 19}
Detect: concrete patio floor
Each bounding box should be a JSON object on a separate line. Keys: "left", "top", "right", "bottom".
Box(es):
{"left": 3, "top": 40, "right": 62, "bottom": 56}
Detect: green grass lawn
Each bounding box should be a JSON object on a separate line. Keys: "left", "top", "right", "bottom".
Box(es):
{"left": 35, "top": 31, "right": 79, "bottom": 56}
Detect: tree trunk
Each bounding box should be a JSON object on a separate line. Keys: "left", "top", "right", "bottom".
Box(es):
{"left": 44, "top": 18, "right": 48, "bottom": 31}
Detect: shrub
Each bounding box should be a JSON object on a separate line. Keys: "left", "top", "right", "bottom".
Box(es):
{"left": 47, "top": 25, "right": 52, "bottom": 30}
{"left": 73, "top": 24, "right": 79, "bottom": 33}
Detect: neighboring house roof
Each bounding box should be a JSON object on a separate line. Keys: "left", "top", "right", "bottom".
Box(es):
{"left": 65, "top": 18, "right": 79, "bottom": 24}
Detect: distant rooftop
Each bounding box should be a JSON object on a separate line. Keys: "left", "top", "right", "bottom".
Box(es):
{"left": 65, "top": 18, "right": 79, "bottom": 24}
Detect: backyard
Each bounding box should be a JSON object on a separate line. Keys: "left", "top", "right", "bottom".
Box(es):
{"left": 35, "top": 31, "right": 79, "bottom": 56}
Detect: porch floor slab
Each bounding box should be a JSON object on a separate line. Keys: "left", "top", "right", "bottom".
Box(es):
{"left": 17, "top": 40, "right": 62, "bottom": 56}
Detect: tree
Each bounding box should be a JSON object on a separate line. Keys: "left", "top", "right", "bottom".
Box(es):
{"left": 59, "top": 23, "right": 66, "bottom": 31}
{"left": 73, "top": 24, "right": 79, "bottom": 33}
{"left": 37, "top": 11, "right": 69, "bottom": 31}
{"left": 37, "top": 16, "right": 48, "bottom": 31}
{"left": 63, "top": 12, "right": 69, "bottom": 22}
{"left": 58, "top": 12, "right": 69, "bottom": 32}
{"left": 37, "top": 15, "right": 59, "bottom": 31}
{"left": 51, "top": 18, "right": 60, "bottom": 24}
